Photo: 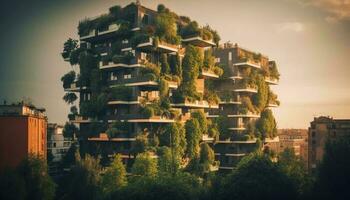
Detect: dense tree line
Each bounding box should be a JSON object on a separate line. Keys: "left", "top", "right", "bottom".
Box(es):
{"left": 2, "top": 135, "right": 350, "bottom": 200}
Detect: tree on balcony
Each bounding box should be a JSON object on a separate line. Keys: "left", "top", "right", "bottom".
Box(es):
{"left": 63, "top": 93, "right": 78, "bottom": 104}
{"left": 109, "top": 85, "right": 133, "bottom": 101}
{"left": 252, "top": 74, "right": 269, "bottom": 112}
{"left": 132, "top": 133, "right": 149, "bottom": 154}
{"left": 192, "top": 110, "right": 208, "bottom": 134}
{"left": 160, "top": 54, "right": 170, "bottom": 74}
{"left": 61, "top": 71, "right": 76, "bottom": 89}
{"left": 216, "top": 116, "right": 231, "bottom": 140}
{"left": 255, "top": 109, "right": 277, "bottom": 139}
{"left": 169, "top": 54, "right": 182, "bottom": 79}
{"left": 155, "top": 6, "right": 181, "bottom": 45}
{"left": 185, "top": 118, "right": 202, "bottom": 159}
{"left": 106, "top": 121, "right": 131, "bottom": 138}
{"left": 78, "top": 18, "right": 94, "bottom": 37}
{"left": 61, "top": 38, "right": 78, "bottom": 60}
{"left": 80, "top": 93, "right": 108, "bottom": 119}
{"left": 270, "top": 62, "right": 280, "bottom": 80}
{"left": 63, "top": 122, "right": 79, "bottom": 138}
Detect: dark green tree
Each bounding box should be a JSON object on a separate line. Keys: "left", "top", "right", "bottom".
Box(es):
{"left": 131, "top": 152, "right": 158, "bottom": 178}
{"left": 101, "top": 154, "right": 127, "bottom": 196}
{"left": 185, "top": 118, "right": 202, "bottom": 159}
{"left": 63, "top": 92, "right": 78, "bottom": 104}
{"left": 219, "top": 153, "right": 297, "bottom": 200}
{"left": 255, "top": 109, "right": 277, "bottom": 139}
{"left": 160, "top": 54, "right": 170, "bottom": 75}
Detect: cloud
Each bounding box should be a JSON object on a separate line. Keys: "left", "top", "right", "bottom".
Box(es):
{"left": 275, "top": 22, "right": 305, "bottom": 33}
{"left": 297, "top": 0, "right": 350, "bottom": 23}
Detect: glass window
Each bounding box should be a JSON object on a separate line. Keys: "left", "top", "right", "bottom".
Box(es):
{"left": 228, "top": 52, "right": 232, "bottom": 61}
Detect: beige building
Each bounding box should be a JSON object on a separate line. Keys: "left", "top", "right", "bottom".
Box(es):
{"left": 308, "top": 116, "right": 350, "bottom": 173}
{"left": 279, "top": 129, "right": 308, "bottom": 168}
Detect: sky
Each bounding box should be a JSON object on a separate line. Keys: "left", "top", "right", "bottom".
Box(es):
{"left": 0, "top": 0, "right": 349, "bottom": 128}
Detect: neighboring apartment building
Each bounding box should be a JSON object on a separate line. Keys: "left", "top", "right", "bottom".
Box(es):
{"left": 0, "top": 102, "right": 47, "bottom": 169}
{"left": 61, "top": 2, "right": 280, "bottom": 170}
{"left": 47, "top": 123, "right": 74, "bottom": 175}
{"left": 211, "top": 42, "right": 280, "bottom": 169}
{"left": 308, "top": 116, "right": 350, "bottom": 172}
{"left": 279, "top": 129, "right": 308, "bottom": 168}
{"left": 47, "top": 123, "right": 73, "bottom": 162}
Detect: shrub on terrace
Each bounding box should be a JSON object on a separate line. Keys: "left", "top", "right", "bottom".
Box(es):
{"left": 159, "top": 123, "right": 187, "bottom": 162}
{"left": 106, "top": 121, "right": 131, "bottom": 138}
{"left": 80, "top": 93, "right": 108, "bottom": 119}
{"left": 94, "top": 14, "right": 114, "bottom": 30}
{"left": 204, "top": 90, "right": 220, "bottom": 105}
{"left": 169, "top": 54, "right": 182, "bottom": 79}
{"left": 79, "top": 51, "right": 98, "bottom": 86}
{"left": 159, "top": 78, "right": 169, "bottom": 98}
{"left": 191, "top": 110, "right": 208, "bottom": 134}
{"left": 61, "top": 71, "right": 76, "bottom": 89}
{"left": 109, "top": 85, "right": 133, "bottom": 101}
{"left": 270, "top": 62, "right": 280, "bottom": 80}
{"left": 78, "top": 18, "right": 94, "bottom": 36}
{"left": 155, "top": 9, "right": 181, "bottom": 45}
{"left": 240, "top": 96, "right": 256, "bottom": 113}
{"left": 160, "top": 54, "right": 170, "bottom": 74}
{"left": 180, "top": 21, "right": 200, "bottom": 38}
{"left": 109, "top": 5, "right": 122, "bottom": 19}
{"left": 216, "top": 116, "right": 231, "bottom": 140}
{"left": 199, "top": 143, "right": 215, "bottom": 169}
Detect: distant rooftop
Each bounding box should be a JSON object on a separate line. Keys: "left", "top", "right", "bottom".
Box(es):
{"left": 0, "top": 101, "right": 46, "bottom": 118}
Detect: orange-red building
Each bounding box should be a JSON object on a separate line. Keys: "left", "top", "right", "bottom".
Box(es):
{"left": 0, "top": 103, "right": 47, "bottom": 169}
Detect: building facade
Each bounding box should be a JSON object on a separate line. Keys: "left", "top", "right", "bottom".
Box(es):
{"left": 61, "top": 2, "right": 280, "bottom": 170}
{"left": 308, "top": 116, "right": 350, "bottom": 172}
{"left": 0, "top": 103, "right": 47, "bottom": 169}
{"left": 211, "top": 42, "right": 280, "bottom": 169}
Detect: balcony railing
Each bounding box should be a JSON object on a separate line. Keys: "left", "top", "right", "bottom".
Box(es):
{"left": 171, "top": 99, "right": 218, "bottom": 109}
{"left": 109, "top": 76, "right": 158, "bottom": 87}
{"left": 264, "top": 76, "right": 279, "bottom": 85}
{"left": 227, "top": 111, "right": 260, "bottom": 118}
{"left": 181, "top": 34, "right": 215, "bottom": 47}
{"left": 97, "top": 24, "right": 119, "bottom": 35}
{"left": 80, "top": 30, "right": 96, "bottom": 40}
{"left": 107, "top": 114, "right": 175, "bottom": 123}
{"left": 233, "top": 84, "right": 258, "bottom": 93}
{"left": 201, "top": 69, "right": 219, "bottom": 78}
{"left": 233, "top": 58, "right": 261, "bottom": 69}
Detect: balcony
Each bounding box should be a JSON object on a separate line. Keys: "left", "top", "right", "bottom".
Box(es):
{"left": 202, "top": 134, "right": 215, "bottom": 142}
{"left": 99, "top": 60, "right": 144, "bottom": 70}
{"left": 108, "top": 95, "right": 159, "bottom": 105}
{"left": 227, "top": 112, "right": 260, "bottom": 118}
{"left": 233, "top": 59, "right": 261, "bottom": 69}
{"left": 265, "top": 77, "right": 279, "bottom": 85}
{"left": 97, "top": 23, "right": 119, "bottom": 36}
{"left": 233, "top": 83, "right": 258, "bottom": 93}
{"left": 171, "top": 99, "right": 219, "bottom": 109}
{"left": 201, "top": 69, "right": 219, "bottom": 79}
{"left": 219, "top": 96, "right": 241, "bottom": 105}
{"left": 64, "top": 82, "right": 88, "bottom": 92}
{"left": 70, "top": 115, "right": 95, "bottom": 124}
{"left": 88, "top": 133, "right": 136, "bottom": 142}
{"left": 109, "top": 76, "right": 158, "bottom": 87}
{"left": 228, "top": 127, "right": 246, "bottom": 131}
{"left": 216, "top": 139, "right": 257, "bottom": 144}
{"left": 80, "top": 29, "right": 96, "bottom": 41}
{"left": 225, "top": 153, "right": 246, "bottom": 157}
{"left": 182, "top": 34, "right": 215, "bottom": 47}
{"left": 229, "top": 71, "right": 244, "bottom": 80}
{"left": 137, "top": 37, "right": 179, "bottom": 53}
{"left": 107, "top": 114, "right": 175, "bottom": 123}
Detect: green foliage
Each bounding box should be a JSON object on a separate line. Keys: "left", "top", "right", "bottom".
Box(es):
{"left": 159, "top": 78, "right": 169, "bottom": 98}
{"left": 180, "top": 21, "right": 200, "bottom": 38}
{"left": 315, "top": 136, "right": 350, "bottom": 199}
{"left": 15, "top": 155, "right": 56, "bottom": 200}
{"left": 160, "top": 54, "right": 170, "bottom": 74}
{"left": 80, "top": 93, "right": 108, "bottom": 118}
{"left": 63, "top": 122, "right": 78, "bottom": 138}
{"left": 157, "top": 4, "right": 166, "bottom": 13}
{"left": 155, "top": 10, "right": 181, "bottom": 45}
{"left": 101, "top": 154, "right": 126, "bottom": 196}
{"left": 216, "top": 116, "right": 231, "bottom": 140}
{"left": 219, "top": 153, "right": 297, "bottom": 200}
{"left": 64, "top": 154, "right": 101, "bottom": 200}
{"left": 109, "top": 5, "right": 122, "bottom": 18}
{"left": 0, "top": 168, "right": 26, "bottom": 200}
{"left": 240, "top": 96, "right": 256, "bottom": 113}
{"left": 78, "top": 18, "right": 94, "bottom": 36}
{"left": 114, "top": 172, "right": 202, "bottom": 200}
{"left": 62, "top": 38, "right": 78, "bottom": 59}
{"left": 252, "top": 74, "right": 269, "bottom": 112}
{"left": 60, "top": 142, "right": 78, "bottom": 169}
{"left": 141, "top": 105, "right": 155, "bottom": 118}
{"left": 132, "top": 133, "right": 149, "bottom": 154}
{"left": 178, "top": 45, "right": 203, "bottom": 101}
{"left": 185, "top": 118, "right": 202, "bottom": 159}
{"left": 270, "top": 62, "right": 280, "bottom": 80}
{"left": 157, "top": 146, "right": 175, "bottom": 174}
{"left": 255, "top": 109, "right": 277, "bottom": 139}
{"left": 61, "top": 71, "right": 76, "bottom": 89}
{"left": 63, "top": 92, "right": 78, "bottom": 104}
{"left": 169, "top": 54, "right": 182, "bottom": 79}
{"left": 112, "top": 52, "right": 134, "bottom": 64}
{"left": 191, "top": 110, "right": 208, "bottom": 134}
{"left": 131, "top": 152, "right": 158, "bottom": 177}
{"left": 159, "top": 122, "right": 187, "bottom": 171}
{"left": 278, "top": 148, "right": 311, "bottom": 196}
{"left": 109, "top": 85, "right": 133, "bottom": 101}
{"left": 79, "top": 51, "right": 98, "bottom": 86}
{"left": 106, "top": 121, "right": 131, "bottom": 138}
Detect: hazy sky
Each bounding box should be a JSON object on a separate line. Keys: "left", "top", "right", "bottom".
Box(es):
{"left": 0, "top": 0, "right": 349, "bottom": 128}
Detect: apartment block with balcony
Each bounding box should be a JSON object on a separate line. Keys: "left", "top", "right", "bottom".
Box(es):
{"left": 211, "top": 42, "right": 280, "bottom": 170}
{"left": 60, "top": 2, "right": 221, "bottom": 169}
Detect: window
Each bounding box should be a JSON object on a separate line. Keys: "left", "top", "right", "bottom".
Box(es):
{"left": 110, "top": 72, "right": 118, "bottom": 80}
{"left": 124, "top": 74, "right": 131, "bottom": 79}
{"left": 215, "top": 57, "right": 221, "bottom": 63}
{"left": 141, "top": 52, "right": 147, "bottom": 60}
{"left": 142, "top": 14, "right": 149, "bottom": 25}
{"left": 122, "top": 39, "right": 129, "bottom": 44}
{"left": 228, "top": 52, "right": 232, "bottom": 61}
{"left": 312, "top": 131, "right": 316, "bottom": 137}
{"left": 114, "top": 108, "right": 118, "bottom": 115}
{"left": 53, "top": 143, "right": 56, "bottom": 148}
